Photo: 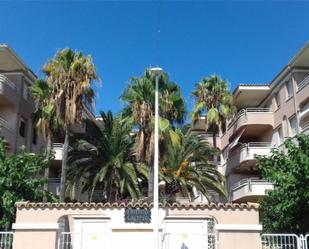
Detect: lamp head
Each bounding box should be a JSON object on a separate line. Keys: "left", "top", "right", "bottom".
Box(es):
{"left": 150, "top": 67, "right": 163, "bottom": 75}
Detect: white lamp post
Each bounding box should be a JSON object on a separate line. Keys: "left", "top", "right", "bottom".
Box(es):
{"left": 150, "top": 67, "right": 163, "bottom": 249}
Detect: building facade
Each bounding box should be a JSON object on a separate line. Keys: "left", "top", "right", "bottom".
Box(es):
{"left": 0, "top": 44, "right": 45, "bottom": 154}
{"left": 0, "top": 44, "right": 100, "bottom": 200}
{"left": 193, "top": 42, "right": 309, "bottom": 203}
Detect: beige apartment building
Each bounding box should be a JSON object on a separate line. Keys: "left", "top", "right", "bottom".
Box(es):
{"left": 0, "top": 44, "right": 45, "bottom": 154}
{"left": 0, "top": 44, "right": 99, "bottom": 199}
{"left": 193, "top": 42, "right": 309, "bottom": 203}
{"left": 1, "top": 42, "right": 309, "bottom": 204}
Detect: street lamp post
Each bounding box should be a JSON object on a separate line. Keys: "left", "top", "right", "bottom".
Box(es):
{"left": 150, "top": 67, "right": 162, "bottom": 249}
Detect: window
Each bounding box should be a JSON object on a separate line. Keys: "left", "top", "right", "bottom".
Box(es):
{"left": 275, "top": 92, "right": 281, "bottom": 109}
{"left": 289, "top": 116, "right": 298, "bottom": 136}
{"left": 286, "top": 80, "right": 294, "bottom": 99}
{"left": 32, "top": 127, "right": 37, "bottom": 145}
{"left": 19, "top": 118, "right": 27, "bottom": 137}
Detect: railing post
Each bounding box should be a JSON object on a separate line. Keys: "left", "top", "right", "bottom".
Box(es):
{"left": 248, "top": 179, "right": 252, "bottom": 192}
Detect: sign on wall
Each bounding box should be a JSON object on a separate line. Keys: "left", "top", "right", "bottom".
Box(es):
{"left": 124, "top": 208, "right": 151, "bottom": 223}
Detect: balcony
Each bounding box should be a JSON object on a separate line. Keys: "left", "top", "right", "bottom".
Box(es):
{"left": 297, "top": 74, "right": 309, "bottom": 91}
{"left": 0, "top": 74, "right": 19, "bottom": 106}
{"left": 228, "top": 142, "right": 273, "bottom": 172}
{"left": 0, "top": 116, "right": 16, "bottom": 149}
{"left": 301, "top": 121, "right": 309, "bottom": 135}
{"left": 230, "top": 178, "right": 274, "bottom": 202}
{"left": 299, "top": 102, "right": 309, "bottom": 123}
{"left": 198, "top": 132, "right": 220, "bottom": 148}
{"left": 53, "top": 143, "right": 63, "bottom": 161}
{"left": 48, "top": 178, "right": 60, "bottom": 196}
{"left": 227, "top": 108, "right": 273, "bottom": 135}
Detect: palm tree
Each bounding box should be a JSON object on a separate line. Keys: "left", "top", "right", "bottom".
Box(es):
{"left": 67, "top": 111, "right": 148, "bottom": 202}
{"left": 191, "top": 75, "right": 236, "bottom": 164}
{"left": 30, "top": 79, "right": 62, "bottom": 191}
{"left": 42, "top": 48, "right": 98, "bottom": 201}
{"left": 30, "top": 79, "right": 58, "bottom": 152}
{"left": 121, "top": 69, "right": 185, "bottom": 197}
{"left": 160, "top": 128, "right": 226, "bottom": 202}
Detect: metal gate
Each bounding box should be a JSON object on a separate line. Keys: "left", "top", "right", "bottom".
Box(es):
{"left": 0, "top": 232, "right": 14, "bottom": 249}
{"left": 261, "top": 234, "right": 309, "bottom": 249}
{"left": 59, "top": 232, "right": 111, "bottom": 249}
{"left": 162, "top": 233, "right": 217, "bottom": 249}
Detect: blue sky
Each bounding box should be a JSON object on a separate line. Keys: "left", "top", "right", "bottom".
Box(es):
{"left": 1, "top": 1, "right": 309, "bottom": 116}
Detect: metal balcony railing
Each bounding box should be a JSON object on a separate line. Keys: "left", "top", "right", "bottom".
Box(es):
{"left": 53, "top": 143, "right": 64, "bottom": 149}
{"left": 230, "top": 142, "right": 273, "bottom": 154}
{"left": 232, "top": 178, "right": 273, "bottom": 191}
{"left": 0, "top": 116, "right": 14, "bottom": 134}
{"left": 48, "top": 178, "right": 60, "bottom": 195}
{"left": 0, "top": 74, "right": 18, "bottom": 91}
{"left": 228, "top": 108, "right": 272, "bottom": 129}
{"left": 298, "top": 74, "right": 309, "bottom": 91}
{"left": 302, "top": 121, "right": 309, "bottom": 133}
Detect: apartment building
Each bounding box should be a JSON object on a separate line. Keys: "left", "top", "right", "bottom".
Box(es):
{"left": 193, "top": 42, "right": 309, "bottom": 203}
{"left": 0, "top": 44, "right": 100, "bottom": 200}
{"left": 0, "top": 44, "right": 45, "bottom": 154}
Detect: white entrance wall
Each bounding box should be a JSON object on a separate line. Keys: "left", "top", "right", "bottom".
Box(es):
{"left": 74, "top": 219, "right": 110, "bottom": 249}
{"left": 163, "top": 220, "right": 209, "bottom": 249}
{"left": 14, "top": 202, "right": 262, "bottom": 249}
{"left": 111, "top": 231, "right": 154, "bottom": 249}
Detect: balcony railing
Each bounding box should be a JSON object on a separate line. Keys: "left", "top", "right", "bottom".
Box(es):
{"left": 53, "top": 143, "right": 63, "bottom": 160}
{"left": 0, "top": 74, "right": 18, "bottom": 91}
{"left": 301, "top": 121, "right": 309, "bottom": 134}
{"left": 232, "top": 178, "right": 271, "bottom": 190}
{"left": 228, "top": 108, "right": 273, "bottom": 129}
{"left": 0, "top": 116, "right": 14, "bottom": 134}
{"left": 228, "top": 142, "right": 273, "bottom": 171}
{"left": 231, "top": 178, "right": 274, "bottom": 202}
{"left": 230, "top": 142, "right": 273, "bottom": 154}
{"left": 48, "top": 178, "right": 60, "bottom": 196}
{"left": 297, "top": 74, "right": 309, "bottom": 91}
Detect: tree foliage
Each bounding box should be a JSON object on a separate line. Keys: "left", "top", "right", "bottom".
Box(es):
{"left": 256, "top": 134, "right": 309, "bottom": 234}
{"left": 0, "top": 137, "right": 56, "bottom": 230}
{"left": 121, "top": 69, "right": 186, "bottom": 197}
{"left": 160, "top": 128, "right": 227, "bottom": 201}
{"left": 121, "top": 69, "right": 185, "bottom": 164}
{"left": 41, "top": 48, "right": 99, "bottom": 201}
{"left": 191, "top": 75, "right": 236, "bottom": 156}
{"left": 67, "top": 111, "right": 148, "bottom": 202}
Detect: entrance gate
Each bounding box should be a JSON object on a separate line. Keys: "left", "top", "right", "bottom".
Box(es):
{"left": 59, "top": 232, "right": 217, "bottom": 249}
{"left": 261, "top": 234, "right": 309, "bottom": 249}
{"left": 162, "top": 233, "right": 217, "bottom": 249}
{"left": 0, "top": 232, "right": 14, "bottom": 249}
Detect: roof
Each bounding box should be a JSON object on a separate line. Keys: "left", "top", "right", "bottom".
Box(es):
{"left": 15, "top": 201, "right": 259, "bottom": 210}
{"left": 232, "top": 41, "right": 309, "bottom": 95}
{"left": 0, "top": 44, "right": 37, "bottom": 80}
{"left": 269, "top": 41, "right": 309, "bottom": 88}
{"left": 232, "top": 83, "right": 270, "bottom": 95}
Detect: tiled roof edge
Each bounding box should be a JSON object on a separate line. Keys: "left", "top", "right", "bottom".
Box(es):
{"left": 15, "top": 202, "right": 259, "bottom": 210}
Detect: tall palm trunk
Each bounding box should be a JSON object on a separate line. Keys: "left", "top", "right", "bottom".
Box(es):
{"left": 212, "top": 130, "right": 218, "bottom": 165}
{"left": 43, "top": 133, "right": 52, "bottom": 201}
{"left": 59, "top": 127, "right": 70, "bottom": 202}
{"left": 147, "top": 131, "right": 154, "bottom": 198}
{"left": 148, "top": 165, "right": 154, "bottom": 198}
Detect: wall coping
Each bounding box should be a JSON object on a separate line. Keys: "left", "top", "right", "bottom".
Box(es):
{"left": 15, "top": 201, "right": 259, "bottom": 210}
